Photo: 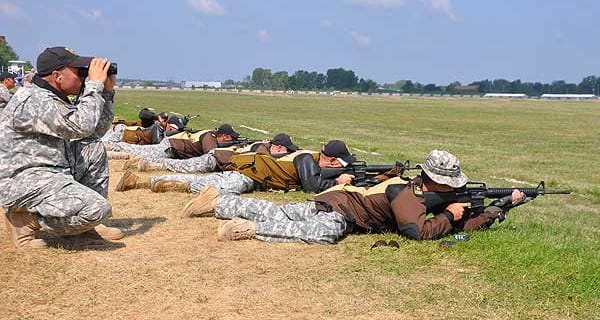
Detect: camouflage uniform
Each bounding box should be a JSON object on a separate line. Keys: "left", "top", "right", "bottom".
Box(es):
{"left": 151, "top": 171, "right": 254, "bottom": 194}
{"left": 157, "top": 153, "right": 217, "bottom": 173}
{"left": 0, "top": 79, "right": 114, "bottom": 235}
{"left": 108, "top": 138, "right": 171, "bottom": 162}
{"left": 0, "top": 83, "right": 12, "bottom": 109}
{"left": 215, "top": 195, "right": 347, "bottom": 244}
{"left": 101, "top": 123, "right": 126, "bottom": 144}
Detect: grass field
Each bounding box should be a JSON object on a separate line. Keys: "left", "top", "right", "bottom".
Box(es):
{"left": 1, "top": 90, "right": 598, "bottom": 319}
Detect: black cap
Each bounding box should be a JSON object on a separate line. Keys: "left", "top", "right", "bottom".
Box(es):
{"left": 216, "top": 124, "right": 240, "bottom": 139}
{"left": 157, "top": 112, "right": 168, "bottom": 120}
{"left": 271, "top": 133, "right": 298, "bottom": 152}
{"left": 0, "top": 72, "right": 16, "bottom": 81}
{"left": 322, "top": 140, "right": 356, "bottom": 166}
{"left": 36, "top": 47, "right": 93, "bottom": 77}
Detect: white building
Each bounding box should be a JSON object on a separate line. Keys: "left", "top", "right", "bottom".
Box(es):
{"left": 540, "top": 94, "right": 597, "bottom": 100}
{"left": 483, "top": 93, "right": 528, "bottom": 99}
{"left": 182, "top": 81, "right": 222, "bottom": 89}
{"left": 7, "top": 60, "right": 27, "bottom": 74}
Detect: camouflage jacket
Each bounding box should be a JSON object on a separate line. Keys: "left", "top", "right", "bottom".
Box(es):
{"left": 0, "top": 84, "right": 12, "bottom": 109}
{"left": 0, "top": 79, "right": 114, "bottom": 206}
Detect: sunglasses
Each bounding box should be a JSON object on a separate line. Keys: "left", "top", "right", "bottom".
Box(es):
{"left": 370, "top": 240, "right": 400, "bottom": 250}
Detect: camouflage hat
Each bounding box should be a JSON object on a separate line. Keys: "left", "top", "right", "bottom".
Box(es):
{"left": 419, "top": 150, "right": 468, "bottom": 188}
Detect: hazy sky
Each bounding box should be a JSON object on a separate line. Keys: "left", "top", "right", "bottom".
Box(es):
{"left": 1, "top": 0, "right": 598, "bottom": 84}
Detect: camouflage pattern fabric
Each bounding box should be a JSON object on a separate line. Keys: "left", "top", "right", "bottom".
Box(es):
{"left": 0, "top": 83, "right": 11, "bottom": 109}
{"left": 151, "top": 171, "right": 254, "bottom": 195}
{"left": 215, "top": 196, "right": 348, "bottom": 244}
{"left": 101, "top": 123, "right": 127, "bottom": 143}
{"left": 0, "top": 80, "right": 113, "bottom": 235}
{"left": 108, "top": 138, "right": 171, "bottom": 162}
{"left": 158, "top": 153, "right": 217, "bottom": 173}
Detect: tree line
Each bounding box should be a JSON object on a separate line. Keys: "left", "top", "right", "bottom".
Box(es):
{"left": 225, "top": 67, "right": 600, "bottom": 96}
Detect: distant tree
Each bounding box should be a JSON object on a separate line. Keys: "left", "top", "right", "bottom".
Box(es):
{"left": 271, "top": 71, "right": 289, "bottom": 90}
{"left": 577, "top": 76, "right": 598, "bottom": 94}
{"left": 358, "top": 78, "right": 378, "bottom": 92}
{"left": 0, "top": 40, "right": 18, "bottom": 71}
{"left": 401, "top": 80, "right": 415, "bottom": 93}
{"left": 423, "top": 83, "right": 440, "bottom": 93}
{"left": 326, "top": 68, "right": 358, "bottom": 90}
{"left": 223, "top": 79, "right": 236, "bottom": 88}
{"left": 251, "top": 67, "right": 272, "bottom": 89}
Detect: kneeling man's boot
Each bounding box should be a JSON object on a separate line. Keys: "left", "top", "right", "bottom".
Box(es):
{"left": 4, "top": 209, "right": 47, "bottom": 249}
{"left": 93, "top": 224, "right": 124, "bottom": 240}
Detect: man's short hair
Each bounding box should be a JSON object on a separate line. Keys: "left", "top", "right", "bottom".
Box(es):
{"left": 0, "top": 72, "right": 16, "bottom": 81}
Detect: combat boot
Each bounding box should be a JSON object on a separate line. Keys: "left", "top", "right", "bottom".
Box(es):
{"left": 217, "top": 218, "right": 256, "bottom": 241}
{"left": 107, "top": 151, "right": 131, "bottom": 160}
{"left": 115, "top": 170, "right": 151, "bottom": 191}
{"left": 4, "top": 208, "right": 47, "bottom": 249}
{"left": 138, "top": 160, "right": 165, "bottom": 172}
{"left": 121, "top": 155, "right": 142, "bottom": 170}
{"left": 151, "top": 180, "right": 190, "bottom": 193}
{"left": 181, "top": 185, "right": 220, "bottom": 218}
{"left": 92, "top": 224, "right": 125, "bottom": 240}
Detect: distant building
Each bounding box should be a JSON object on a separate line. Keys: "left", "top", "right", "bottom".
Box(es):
{"left": 7, "top": 60, "right": 27, "bottom": 74}
{"left": 483, "top": 93, "right": 527, "bottom": 99}
{"left": 540, "top": 94, "right": 597, "bottom": 100}
{"left": 182, "top": 81, "right": 222, "bottom": 89}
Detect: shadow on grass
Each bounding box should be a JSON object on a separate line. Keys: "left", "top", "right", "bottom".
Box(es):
{"left": 107, "top": 216, "right": 167, "bottom": 237}
{"left": 42, "top": 216, "right": 167, "bottom": 251}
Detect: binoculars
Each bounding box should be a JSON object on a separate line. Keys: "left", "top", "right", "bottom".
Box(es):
{"left": 78, "top": 62, "right": 118, "bottom": 78}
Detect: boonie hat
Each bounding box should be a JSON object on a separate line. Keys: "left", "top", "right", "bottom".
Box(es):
{"left": 0, "top": 72, "right": 16, "bottom": 81}
{"left": 419, "top": 150, "right": 468, "bottom": 188}
{"left": 36, "top": 46, "right": 93, "bottom": 77}
{"left": 216, "top": 124, "right": 240, "bottom": 139}
{"left": 322, "top": 140, "right": 356, "bottom": 167}
{"left": 271, "top": 133, "right": 298, "bottom": 152}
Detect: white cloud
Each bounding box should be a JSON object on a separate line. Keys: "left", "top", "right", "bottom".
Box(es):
{"left": 345, "top": 0, "right": 407, "bottom": 8}
{"left": 79, "top": 9, "right": 103, "bottom": 21}
{"left": 257, "top": 29, "right": 270, "bottom": 43}
{"left": 351, "top": 31, "right": 370, "bottom": 48}
{"left": 423, "top": 0, "right": 457, "bottom": 21}
{"left": 0, "top": 0, "right": 24, "bottom": 18}
{"left": 187, "top": 0, "right": 225, "bottom": 16}
{"left": 321, "top": 20, "right": 334, "bottom": 28}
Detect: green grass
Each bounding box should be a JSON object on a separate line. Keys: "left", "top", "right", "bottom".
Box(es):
{"left": 114, "top": 90, "right": 599, "bottom": 319}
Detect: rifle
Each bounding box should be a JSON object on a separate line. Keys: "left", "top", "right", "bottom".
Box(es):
{"left": 423, "top": 181, "right": 571, "bottom": 218}
{"left": 217, "top": 137, "right": 262, "bottom": 148}
{"left": 321, "top": 160, "right": 419, "bottom": 187}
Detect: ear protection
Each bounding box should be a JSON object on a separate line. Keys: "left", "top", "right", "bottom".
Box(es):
{"left": 56, "top": 75, "right": 62, "bottom": 81}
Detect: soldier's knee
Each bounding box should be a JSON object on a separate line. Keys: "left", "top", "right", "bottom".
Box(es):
{"left": 86, "top": 200, "right": 113, "bottom": 223}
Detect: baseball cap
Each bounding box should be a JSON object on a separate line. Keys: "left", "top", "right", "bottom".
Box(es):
{"left": 418, "top": 150, "right": 468, "bottom": 188}
{"left": 322, "top": 140, "right": 356, "bottom": 167}
{"left": 271, "top": 133, "right": 298, "bottom": 152}
{"left": 216, "top": 124, "right": 240, "bottom": 139}
{"left": 36, "top": 47, "right": 93, "bottom": 77}
{"left": 0, "top": 72, "right": 16, "bottom": 81}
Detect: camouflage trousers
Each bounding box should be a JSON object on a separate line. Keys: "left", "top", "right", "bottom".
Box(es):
{"left": 157, "top": 153, "right": 217, "bottom": 173}
{"left": 5, "top": 140, "right": 112, "bottom": 236}
{"left": 107, "top": 138, "right": 171, "bottom": 162}
{"left": 7, "top": 169, "right": 112, "bottom": 236}
{"left": 100, "top": 123, "right": 126, "bottom": 143}
{"left": 71, "top": 140, "right": 109, "bottom": 198}
{"left": 151, "top": 171, "right": 255, "bottom": 195}
{"left": 215, "top": 196, "right": 348, "bottom": 244}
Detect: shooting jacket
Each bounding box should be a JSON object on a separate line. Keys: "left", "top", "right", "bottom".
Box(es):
{"left": 166, "top": 130, "right": 218, "bottom": 159}
{"left": 314, "top": 177, "right": 454, "bottom": 240}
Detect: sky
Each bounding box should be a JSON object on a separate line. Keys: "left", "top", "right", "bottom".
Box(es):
{"left": 1, "top": 0, "right": 599, "bottom": 85}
